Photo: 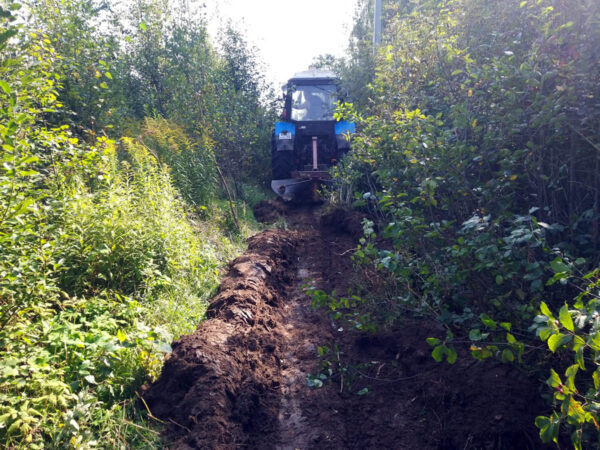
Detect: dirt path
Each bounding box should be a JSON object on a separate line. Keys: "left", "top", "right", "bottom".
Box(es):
{"left": 144, "top": 202, "right": 551, "bottom": 449}
{"left": 255, "top": 205, "right": 352, "bottom": 448}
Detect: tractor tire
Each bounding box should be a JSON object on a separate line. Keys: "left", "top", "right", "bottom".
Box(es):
{"left": 272, "top": 150, "right": 295, "bottom": 179}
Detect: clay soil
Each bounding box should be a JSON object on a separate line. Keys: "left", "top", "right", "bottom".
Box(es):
{"left": 143, "top": 200, "right": 552, "bottom": 449}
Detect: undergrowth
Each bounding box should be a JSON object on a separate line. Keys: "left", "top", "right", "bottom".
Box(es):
{"left": 317, "top": 0, "right": 600, "bottom": 446}
{"left": 0, "top": 136, "right": 249, "bottom": 448}
{"left": 0, "top": 4, "right": 264, "bottom": 446}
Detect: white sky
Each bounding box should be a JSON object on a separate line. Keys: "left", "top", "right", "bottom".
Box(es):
{"left": 204, "top": 0, "right": 358, "bottom": 88}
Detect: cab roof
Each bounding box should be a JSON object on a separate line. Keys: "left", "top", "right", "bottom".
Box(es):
{"left": 288, "top": 68, "right": 337, "bottom": 85}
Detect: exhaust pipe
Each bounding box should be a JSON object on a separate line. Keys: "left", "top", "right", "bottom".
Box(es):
{"left": 312, "top": 136, "right": 318, "bottom": 170}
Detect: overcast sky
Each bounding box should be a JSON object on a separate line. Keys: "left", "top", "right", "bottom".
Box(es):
{"left": 204, "top": 0, "right": 358, "bottom": 88}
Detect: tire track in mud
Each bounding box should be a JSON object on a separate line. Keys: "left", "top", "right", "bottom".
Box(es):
{"left": 257, "top": 206, "right": 358, "bottom": 449}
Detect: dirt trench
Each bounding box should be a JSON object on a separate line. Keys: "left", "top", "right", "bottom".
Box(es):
{"left": 143, "top": 201, "right": 551, "bottom": 449}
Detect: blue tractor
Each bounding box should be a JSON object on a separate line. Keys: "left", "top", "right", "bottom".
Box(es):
{"left": 271, "top": 69, "right": 355, "bottom": 201}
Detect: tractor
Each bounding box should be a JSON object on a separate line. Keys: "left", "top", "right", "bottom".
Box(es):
{"left": 271, "top": 68, "right": 355, "bottom": 201}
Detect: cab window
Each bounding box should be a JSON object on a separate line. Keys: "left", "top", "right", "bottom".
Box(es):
{"left": 290, "top": 85, "right": 337, "bottom": 121}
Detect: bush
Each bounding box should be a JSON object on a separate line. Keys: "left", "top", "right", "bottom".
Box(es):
{"left": 330, "top": 0, "right": 600, "bottom": 446}
{"left": 0, "top": 8, "right": 245, "bottom": 445}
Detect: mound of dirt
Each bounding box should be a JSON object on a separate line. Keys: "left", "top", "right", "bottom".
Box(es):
{"left": 144, "top": 204, "right": 553, "bottom": 449}
{"left": 142, "top": 230, "right": 295, "bottom": 448}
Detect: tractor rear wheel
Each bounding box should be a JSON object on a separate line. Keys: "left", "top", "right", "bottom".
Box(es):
{"left": 272, "top": 150, "right": 295, "bottom": 179}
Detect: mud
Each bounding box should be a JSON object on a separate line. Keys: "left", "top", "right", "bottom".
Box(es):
{"left": 252, "top": 199, "right": 288, "bottom": 224}
{"left": 144, "top": 204, "right": 551, "bottom": 449}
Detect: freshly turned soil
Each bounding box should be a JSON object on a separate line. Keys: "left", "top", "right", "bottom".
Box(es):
{"left": 143, "top": 203, "right": 551, "bottom": 449}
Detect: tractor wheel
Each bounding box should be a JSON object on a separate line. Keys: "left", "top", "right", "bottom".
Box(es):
{"left": 272, "top": 150, "right": 295, "bottom": 179}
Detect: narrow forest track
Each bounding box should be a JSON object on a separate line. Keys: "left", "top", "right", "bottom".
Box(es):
{"left": 143, "top": 201, "right": 552, "bottom": 449}
{"left": 254, "top": 205, "right": 353, "bottom": 449}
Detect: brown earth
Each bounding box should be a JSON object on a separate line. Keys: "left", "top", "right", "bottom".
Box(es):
{"left": 143, "top": 201, "right": 552, "bottom": 449}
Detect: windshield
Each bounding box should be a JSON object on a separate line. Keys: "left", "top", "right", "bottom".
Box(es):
{"left": 290, "top": 84, "right": 337, "bottom": 121}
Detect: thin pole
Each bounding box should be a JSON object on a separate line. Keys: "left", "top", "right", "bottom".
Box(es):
{"left": 373, "top": 0, "right": 382, "bottom": 54}
{"left": 312, "top": 137, "right": 318, "bottom": 170}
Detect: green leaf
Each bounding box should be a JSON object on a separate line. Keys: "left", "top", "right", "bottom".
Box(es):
{"left": 539, "top": 327, "right": 552, "bottom": 341}
{"left": 572, "top": 335, "right": 585, "bottom": 351}
{"left": 506, "top": 333, "right": 516, "bottom": 344}
{"left": 593, "top": 368, "right": 600, "bottom": 390}
{"left": 99, "top": 82, "right": 109, "bottom": 89}
{"left": 559, "top": 304, "right": 574, "bottom": 332}
{"left": 495, "top": 275, "right": 503, "bottom": 285}
{"left": 540, "top": 302, "right": 553, "bottom": 318}
{"left": 446, "top": 347, "right": 457, "bottom": 364}
{"left": 565, "top": 364, "right": 578, "bottom": 381}
{"left": 0, "top": 29, "right": 17, "bottom": 48}
{"left": 18, "top": 155, "right": 40, "bottom": 165}
{"left": 501, "top": 348, "right": 514, "bottom": 362}
{"left": 11, "top": 198, "right": 35, "bottom": 217}
{"left": 7, "top": 420, "right": 22, "bottom": 435}
{"left": 469, "top": 329, "right": 488, "bottom": 341}
{"left": 500, "top": 322, "right": 511, "bottom": 331}
{"left": 568, "top": 397, "right": 586, "bottom": 423}
{"left": 357, "top": 387, "right": 369, "bottom": 395}
{"left": 571, "top": 430, "right": 583, "bottom": 450}
{"left": 426, "top": 337, "right": 440, "bottom": 347}
{"left": 535, "top": 415, "right": 559, "bottom": 443}
{"left": 589, "top": 332, "right": 600, "bottom": 351}
{"left": 0, "top": 412, "right": 12, "bottom": 426}
{"left": 547, "top": 369, "right": 561, "bottom": 388}
{"left": 157, "top": 342, "right": 172, "bottom": 353}
{"left": 0, "top": 80, "right": 10, "bottom": 95}
{"left": 547, "top": 333, "right": 571, "bottom": 352}
{"left": 550, "top": 258, "right": 569, "bottom": 273}
{"left": 139, "top": 22, "right": 147, "bottom": 31}
{"left": 575, "top": 347, "right": 585, "bottom": 370}
{"left": 432, "top": 345, "right": 444, "bottom": 362}
{"left": 480, "top": 314, "right": 497, "bottom": 330}
{"left": 531, "top": 279, "right": 543, "bottom": 291}
{"left": 105, "top": 72, "right": 113, "bottom": 80}
{"left": 306, "top": 375, "right": 323, "bottom": 388}
{"left": 116, "top": 330, "right": 127, "bottom": 342}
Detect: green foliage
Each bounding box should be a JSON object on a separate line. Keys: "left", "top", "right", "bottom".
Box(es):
{"left": 1, "top": 1, "right": 62, "bottom": 333}
{"left": 137, "top": 117, "right": 217, "bottom": 206}
{"left": 305, "top": 284, "right": 376, "bottom": 333}
{"left": 306, "top": 345, "right": 334, "bottom": 389}
{"left": 334, "top": 0, "right": 600, "bottom": 329}
{"left": 1, "top": 1, "right": 266, "bottom": 446}
{"left": 426, "top": 331, "right": 457, "bottom": 364}
{"left": 122, "top": 0, "right": 216, "bottom": 122}
{"left": 306, "top": 344, "right": 366, "bottom": 393}
{"left": 328, "top": 0, "right": 600, "bottom": 446}
{"left": 211, "top": 25, "right": 278, "bottom": 190}
{"left": 0, "top": 131, "right": 238, "bottom": 446}
{"left": 530, "top": 270, "right": 600, "bottom": 447}
{"left": 26, "top": 0, "right": 123, "bottom": 133}
{"left": 27, "top": 0, "right": 277, "bottom": 187}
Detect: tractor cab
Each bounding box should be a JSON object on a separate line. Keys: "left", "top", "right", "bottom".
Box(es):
{"left": 271, "top": 69, "right": 355, "bottom": 201}
{"left": 285, "top": 73, "right": 337, "bottom": 122}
